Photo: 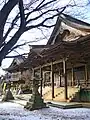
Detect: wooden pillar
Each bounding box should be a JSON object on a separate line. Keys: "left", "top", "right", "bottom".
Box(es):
{"left": 32, "top": 68, "right": 35, "bottom": 78}
{"left": 59, "top": 70, "right": 61, "bottom": 87}
{"left": 85, "top": 64, "right": 88, "bottom": 86}
{"left": 40, "top": 67, "right": 43, "bottom": 97}
{"left": 71, "top": 67, "right": 74, "bottom": 86}
{"left": 32, "top": 68, "right": 35, "bottom": 93}
{"left": 43, "top": 72, "right": 45, "bottom": 88}
{"left": 63, "top": 60, "right": 68, "bottom": 100}
{"left": 32, "top": 68, "right": 35, "bottom": 86}
{"left": 51, "top": 62, "right": 54, "bottom": 99}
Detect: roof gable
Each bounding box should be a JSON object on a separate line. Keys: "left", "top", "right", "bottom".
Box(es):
{"left": 3, "top": 56, "right": 25, "bottom": 72}
{"left": 47, "top": 13, "right": 90, "bottom": 45}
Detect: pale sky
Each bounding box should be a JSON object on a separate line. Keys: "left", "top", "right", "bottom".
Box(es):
{"left": 0, "top": 0, "right": 90, "bottom": 76}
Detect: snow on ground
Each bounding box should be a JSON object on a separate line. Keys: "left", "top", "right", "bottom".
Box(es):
{"left": 0, "top": 102, "right": 90, "bottom": 120}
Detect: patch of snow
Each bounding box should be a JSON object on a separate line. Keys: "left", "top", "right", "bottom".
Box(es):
{"left": 0, "top": 102, "right": 90, "bottom": 120}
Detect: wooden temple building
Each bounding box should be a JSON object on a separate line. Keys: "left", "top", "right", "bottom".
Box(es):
{"left": 3, "top": 56, "right": 32, "bottom": 93}
{"left": 4, "top": 13, "right": 90, "bottom": 102}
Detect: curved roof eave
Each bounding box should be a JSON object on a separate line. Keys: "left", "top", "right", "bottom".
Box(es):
{"left": 59, "top": 14, "right": 90, "bottom": 32}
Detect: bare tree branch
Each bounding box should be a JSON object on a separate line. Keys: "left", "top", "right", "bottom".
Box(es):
{"left": 35, "top": 0, "right": 45, "bottom": 9}
{"left": 19, "top": 0, "right": 26, "bottom": 27}
{"left": 25, "top": 7, "right": 66, "bottom": 31}
{"left": 26, "top": 9, "right": 58, "bottom": 24}
{"left": 0, "top": 0, "right": 88, "bottom": 66}
{"left": 3, "top": 14, "right": 19, "bottom": 42}
{"left": 0, "top": 27, "right": 24, "bottom": 61}
{"left": 6, "top": 53, "right": 28, "bottom": 58}
{"left": 25, "top": 0, "right": 58, "bottom": 20}
{"left": 37, "top": 0, "right": 57, "bottom": 10}
{"left": 8, "top": 40, "right": 41, "bottom": 53}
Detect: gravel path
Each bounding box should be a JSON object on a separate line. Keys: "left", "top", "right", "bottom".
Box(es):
{"left": 0, "top": 102, "right": 90, "bottom": 120}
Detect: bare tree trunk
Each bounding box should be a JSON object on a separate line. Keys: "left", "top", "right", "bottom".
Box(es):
{"left": 0, "top": 0, "right": 19, "bottom": 45}
{"left": 0, "top": 27, "right": 24, "bottom": 64}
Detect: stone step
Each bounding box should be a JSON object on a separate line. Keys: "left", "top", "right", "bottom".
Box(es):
{"left": 43, "top": 87, "right": 80, "bottom": 102}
